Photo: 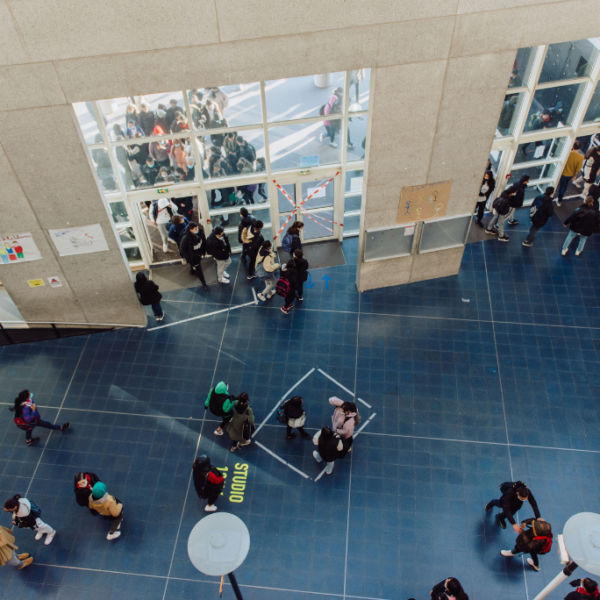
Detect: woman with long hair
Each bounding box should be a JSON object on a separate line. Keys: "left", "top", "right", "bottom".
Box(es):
{"left": 11, "top": 390, "right": 70, "bottom": 446}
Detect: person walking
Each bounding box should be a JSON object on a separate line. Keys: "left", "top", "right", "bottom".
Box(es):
{"left": 241, "top": 220, "right": 264, "bottom": 280}
{"left": 522, "top": 186, "right": 555, "bottom": 247}
{"left": 312, "top": 426, "right": 344, "bottom": 475}
{"left": 486, "top": 186, "right": 515, "bottom": 242}
{"left": 74, "top": 472, "right": 101, "bottom": 514}
{"left": 0, "top": 525, "right": 33, "bottom": 571}
{"left": 330, "top": 398, "right": 359, "bottom": 453}
{"left": 485, "top": 480, "right": 541, "bottom": 532}
{"left": 4, "top": 495, "right": 56, "bottom": 546}
{"left": 255, "top": 240, "right": 280, "bottom": 302}
{"left": 192, "top": 455, "right": 225, "bottom": 513}
{"left": 168, "top": 214, "right": 189, "bottom": 255}
{"left": 207, "top": 226, "right": 232, "bottom": 284}
{"left": 180, "top": 221, "right": 209, "bottom": 290}
{"left": 88, "top": 482, "right": 123, "bottom": 541}
{"left": 565, "top": 578, "right": 600, "bottom": 600}
{"left": 580, "top": 145, "right": 600, "bottom": 199}
{"left": 278, "top": 259, "right": 297, "bottom": 315}
{"left": 11, "top": 390, "right": 70, "bottom": 446}
{"left": 226, "top": 393, "right": 254, "bottom": 453}
{"left": 134, "top": 272, "right": 164, "bottom": 321}
{"left": 282, "top": 396, "right": 311, "bottom": 440}
{"left": 557, "top": 141, "right": 584, "bottom": 206}
{"left": 561, "top": 196, "right": 600, "bottom": 256}
{"left": 431, "top": 578, "right": 469, "bottom": 600}
{"left": 475, "top": 170, "right": 496, "bottom": 227}
{"left": 291, "top": 249, "right": 309, "bottom": 301}
{"left": 151, "top": 198, "right": 178, "bottom": 253}
{"left": 204, "top": 381, "right": 236, "bottom": 436}
{"left": 238, "top": 208, "right": 253, "bottom": 264}
{"left": 507, "top": 174, "right": 530, "bottom": 227}
{"left": 501, "top": 517, "right": 552, "bottom": 571}
{"left": 281, "top": 222, "right": 304, "bottom": 257}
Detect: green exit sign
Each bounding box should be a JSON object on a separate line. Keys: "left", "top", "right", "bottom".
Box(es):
{"left": 157, "top": 188, "right": 169, "bottom": 193}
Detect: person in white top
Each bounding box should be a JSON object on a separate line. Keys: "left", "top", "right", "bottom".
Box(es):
{"left": 152, "top": 198, "right": 178, "bottom": 253}
{"left": 4, "top": 495, "right": 56, "bottom": 546}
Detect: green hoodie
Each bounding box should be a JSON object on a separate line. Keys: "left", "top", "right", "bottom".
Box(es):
{"left": 205, "top": 381, "right": 235, "bottom": 416}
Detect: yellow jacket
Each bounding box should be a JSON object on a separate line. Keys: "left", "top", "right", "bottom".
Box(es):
{"left": 0, "top": 526, "right": 18, "bottom": 566}
{"left": 562, "top": 150, "right": 584, "bottom": 178}
{"left": 89, "top": 493, "right": 123, "bottom": 518}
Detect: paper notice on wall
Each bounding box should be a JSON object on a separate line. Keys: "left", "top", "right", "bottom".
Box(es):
{"left": 28, "top": 279, "right": 44, "bottom": 288}
{"left": 48, "top": 276, "right": 63, "bottom": 288}
{"left": 397, "top": 180, "right": 453, "bottom": 225}
{"left": 307, "top": 186, "right": 326, "bottom": 198}
{"left": 534, "top": 145, "right": 545, "bottom": 159}
{"left": 48, "top": 224, "right": 109, "bottom": 257}
{"left": 0, "top": 232, "right": 42, "bottom": 264}
{"left": 404, "top": 225, "right": 415, "bottom": 236}
{"left": 350, "top": 176, "right": 363, "bottom": 194}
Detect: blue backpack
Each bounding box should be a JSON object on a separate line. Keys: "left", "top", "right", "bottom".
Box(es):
{"left": 281, "top": 233, "right": 293, "bottom": 253}
{"left": 530, "top": 196, "right": 545, "bottom": 221}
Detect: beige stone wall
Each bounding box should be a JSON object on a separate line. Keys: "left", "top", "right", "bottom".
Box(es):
{"left": 0, "top": 0, "right": 598, "bottom": 314}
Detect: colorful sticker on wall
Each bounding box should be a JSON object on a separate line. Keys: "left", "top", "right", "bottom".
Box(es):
{"left": 28, "top": 279, "right": 44, "bottom": 288}
{"left": 47, "top": 276, "right": 63, "bottom": 288}
{"left": 0, "top": 233, "right": 42, "bottom": 264}
{"left": 396, "top": 180, "right": 453, "bottom": 225}
{"left": 48, "top": 224, "right": 109, "bottom": 257}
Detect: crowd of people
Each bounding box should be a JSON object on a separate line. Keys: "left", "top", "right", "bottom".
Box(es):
{"left": 476, "top": 138, "right": 600, "bottom": 252}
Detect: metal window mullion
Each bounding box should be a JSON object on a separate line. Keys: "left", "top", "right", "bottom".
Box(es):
{"left": 110, "top": 132, "right": 192, "bottom": 148}
{"left": 337, "top": 71, "right": 351, "bottom": 241}
{"left": 91, "top": 101, "right": 151, "bottom": 270}
{"left": 512, "top": 156, "right": 561, "bottom": 168}
{"left": 535, "top": 77, "right": 591, "bottom": 91}
{"left": 267, "top": 113, "right": 344, "bottom": 129}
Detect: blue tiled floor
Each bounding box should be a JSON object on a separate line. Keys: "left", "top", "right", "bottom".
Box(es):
{"left": 1, "top": 229, "right": 600, "bottom": 600}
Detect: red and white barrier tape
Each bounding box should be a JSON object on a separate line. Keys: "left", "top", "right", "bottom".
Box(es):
{"left": 273, "top": 210, "right": 297, "bottom": 240}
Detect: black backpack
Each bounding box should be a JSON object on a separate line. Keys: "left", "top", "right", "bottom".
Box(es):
{"left": 499, "top": 480, "right": 526, "bottom": 494}
{"left": 319, "top": 104, "right": 327, "bottom": 116}
{"left": 493, "top": 195, "right": 510, "bottom": 215}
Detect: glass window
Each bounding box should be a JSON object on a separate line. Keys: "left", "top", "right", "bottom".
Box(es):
{"left": 507, "top": 163, "right": 557, "bottom": 186}
{"left": 74, "top": 102, "right": 102, "bottom": 145}
{"left": 348, "top": 69, "right": 371, "bottom": 111}
{"left": 209, "top": 207, "right": 271, "bottom": 231}
{"left": 347, "top": 114, "right": 368, "bottom": 161}
{"left": 583, "top": 82, "right": 600, "bottom": 123}
{"left": 343, "top": 214, "right": 360, "bottom": 234}
{"left": 523, "top": 83, "right": 587, "bottom": 131}
{"left": 276, "top": 183, "right": 296, "bottom": 213}
{"left": 345, "top": 195, "right": 362, "bottom": 212}
{"left": 418, "top": 215, "right": 471, "bottom": 254}
{"left": 206, "top": 184, "right": 269, "bottom": 211}
{"left": 301, "top": 179, "right": 335, "bottom": 210}
{"left": 116, "top": 225, "right": 137, "bottom": 245}
{"left": 108, "top": 201, "right": 129, "bottom": 224}
{"left": 346, "top": 169, "right": 363, "bottom": 193}
{"left": 539, "top": 39, "right": 600, "bottom": 83}
{"left": 268, "top": 121, "right": 342, "bottom": 171}
{"left": 487, "top": 150, "right": 504, "bottom": 176}
{"left": 124, "top": 246, "right": 143, "bottom": 264}
{"left": 199, "top": 131, "right": 265, "bottom": 178}
{"left": 265, "top": 72, "right": 345, "bottom": 122}
{"left": 497, "top": 92, "right": 526, "bottom": 136}
{"left": 514, "top": 136, "right": 568, "bottom": 164}
{"left": 90, "top": 146, "right": 118, "bottom": 193}
{"left": 509, "top": 47, "right": 537, "bottom": 89}
{"left": 303, "top": 211, "right": 334, "bottom": 240}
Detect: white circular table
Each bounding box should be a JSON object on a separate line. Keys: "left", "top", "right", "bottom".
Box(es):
{"left": 564, "top": 512, "right": 600, "bottom": 576}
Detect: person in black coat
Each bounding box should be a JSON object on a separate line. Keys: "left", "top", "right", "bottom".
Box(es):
{"left": 475, "top": 170, "right": 496, "bottom": 227}
{"left": 486, "top": 187, "right": 516, "bottom": 241}
{"left": 246, "top": 221, "right": 264, "bottom": 279}
{"left": 312, "top": 426, "right": 345, "bottom": 475}
{"left": 565, "top": 578, "right": 600, "bottom": 600}
{"left": 283, "top": 396, "right": 311, "bottom": 440}
{"left": 192, "top": 456, "right": 225, "bottom": 513}
{"left": 139, "top": 104, "right": 155, "bottom": 137}
{"left": 562, "top": 196, "right": 600, "bottom": 256}
{"left": 507, "top": 174, "right": 530, "bottom": 226}
{"left": 292, "top": 250, "right": 309, "bottom": 301}
{"left": 207, "top": 227, "right": 232, "bottom": 284}
{"left": 134, "top": 272, "right": 164, "bottom": 321}
{"left": 74, "top": 472, "right": 101, "bottom": 514}
{"left": 179, "top": 222, "right": 209, "bottom": 290}
{"left": 523, "top": 186, "right": 555, "bottom": 247}
{"left": 431, "top": 577, "right": 469, "bottom": 600}
{"left": 485, "top": 481, "right": 541, "bottom": 532}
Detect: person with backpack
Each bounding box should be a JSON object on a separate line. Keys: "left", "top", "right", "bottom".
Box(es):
{"left": 475, "top": 170, "right": 496, "bottom": 228}
{"left": 238, "top": 207, "right": 253, "bottom": 264}
{"left": 320, "top": 87, "right": 343, "bottom": 148}
{"left": 241, "top": 220, "right": 264, "bottom": 279}
{"left": 74, "top": 472, "right": 101, "bottom": 514}
{"left": 523, "top": 186, "right": 555, "bottom": 247}
{"left": 506, "top": 174, "right": 530, "bottom": 227}
{"left": 312, "top": 426, "right": 344, "bottom": 475}
{"left": 0, "top": 524, "right": 33, "bottom": 570}
{"left": 206, "top": 226, "right": 232, "bottom": 284}
{"left": 282, "top": 396, "right": 311, "bottom": 440}
{"left": 565, "top": 578, "right": 600, "bottom": 600}
{"left": 278, "top": 259, "right": 297, "bottom": 315}
{"left": 180, "top": 221, "right": 209, "bottom": 290}
{"left": 4, "top": 495, "right": 56, "bottom": 546}
{"left": 226, "top": 393, "right": 255, "bottom": 453}
{"left": 11, "top": 389, "right": 70, "bottom": 446}
{"left": 192, "top": 455, "right": 225, "bottom": 513}
{"left": 580, "top": 145, "right": 600, "bottom": 199}
{"left": 88, "top": 482, "right": 124, "bottom": 541}
{"left": 282, "top": 221, "right": 304, "bottom": 257}
{"left": 151, "top": 198, "right": 178, "bottom": 253}
{"left": 330, "top": 398, "right": 359, "bottom": 453}
{"left": 291, "top": 249, "right": 309, "bottom": 301}
{"left": 562, "top": 196, "right": 600, "bottom": 256}
{"left": 134, "top": 272, "right": 164, "bottom": 321}
{"left": 431, "top": 577, "right": 469, "bottom": 600}
{"left": 204, "top": 381, "right": 236, "bottom": 436}
{"left": 167, "top": 214, "right": 189, "bottom": 254}
{"left": 486, "top": 186, "right": 516, "bottom": 242}
{"left": 485, "top": 480, "right": 541, "bottom": 532}
{"left": 501, "top": 517, "right": 552, "bottom": 571}
{"left": 255, "top": 240, "right": 280, "bottom": 301}
{"left": 557, "top": 141, "right": 584, "bottom": 206}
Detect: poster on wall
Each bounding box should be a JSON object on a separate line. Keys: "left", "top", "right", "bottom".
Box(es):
{"left": 48, "top": 224, "right": 109, "bottom": 257}
{"left": 0, "top": 232, "right": 42, "bottom": 264}
{"left": 396, "top": 180, "right": 453, "bottom": 225}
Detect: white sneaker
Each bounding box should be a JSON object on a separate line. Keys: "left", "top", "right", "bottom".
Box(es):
{"left": 44, "top": 532, "right": 56, "bottom": 546}
{"left": 205, "top": 504, "right": 218, "bottom": 513}
{"left": 257, "top": 293, "right": 266, "bottom": 301}
{"left": 162, "top": 243, "right": 168, "bottom": 253}
{"left": 223, "top": 271, "right": 230, "bottom": 278}
{"left": 214, "top": 429, "right": 224, "bottom": 436}
{"left": 107, "top": 531, "right": 121, "bottom": 541}
{"left": 35, "top": 531, "right": 44, "bottom": 541}
{"left": 562, "top": 248, "right": 568, "bottom": 256}
{"left": 219, "top": 279, "right": 229, "bottom": 284}
{"left": 313, "top": 451, "right": 322, "bottom": 463}
{"left": 329, "top": 141, "right": 338, "bottom": 148}
{"left": 527, "top": 558, "right": 540, "bottom": 571}
{"left": 319, "top": 133, "right": 324, "bottom": 143}
{"left": 501, "top": 550, "right": 516, "bottom": 557}
{"left": 267, "top": 291, "right": 276, "bottom": 299}
{"left": 576, "top": 250, "right": 583, "bottom": 256}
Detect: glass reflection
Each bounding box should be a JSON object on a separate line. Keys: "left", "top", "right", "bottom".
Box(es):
{"left": 539, "top": 39, "right": 600, "bottom": 83}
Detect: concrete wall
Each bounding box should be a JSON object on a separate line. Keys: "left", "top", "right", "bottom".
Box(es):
{"left": 0, "top": 0, "right": 599, "bottom": 312}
